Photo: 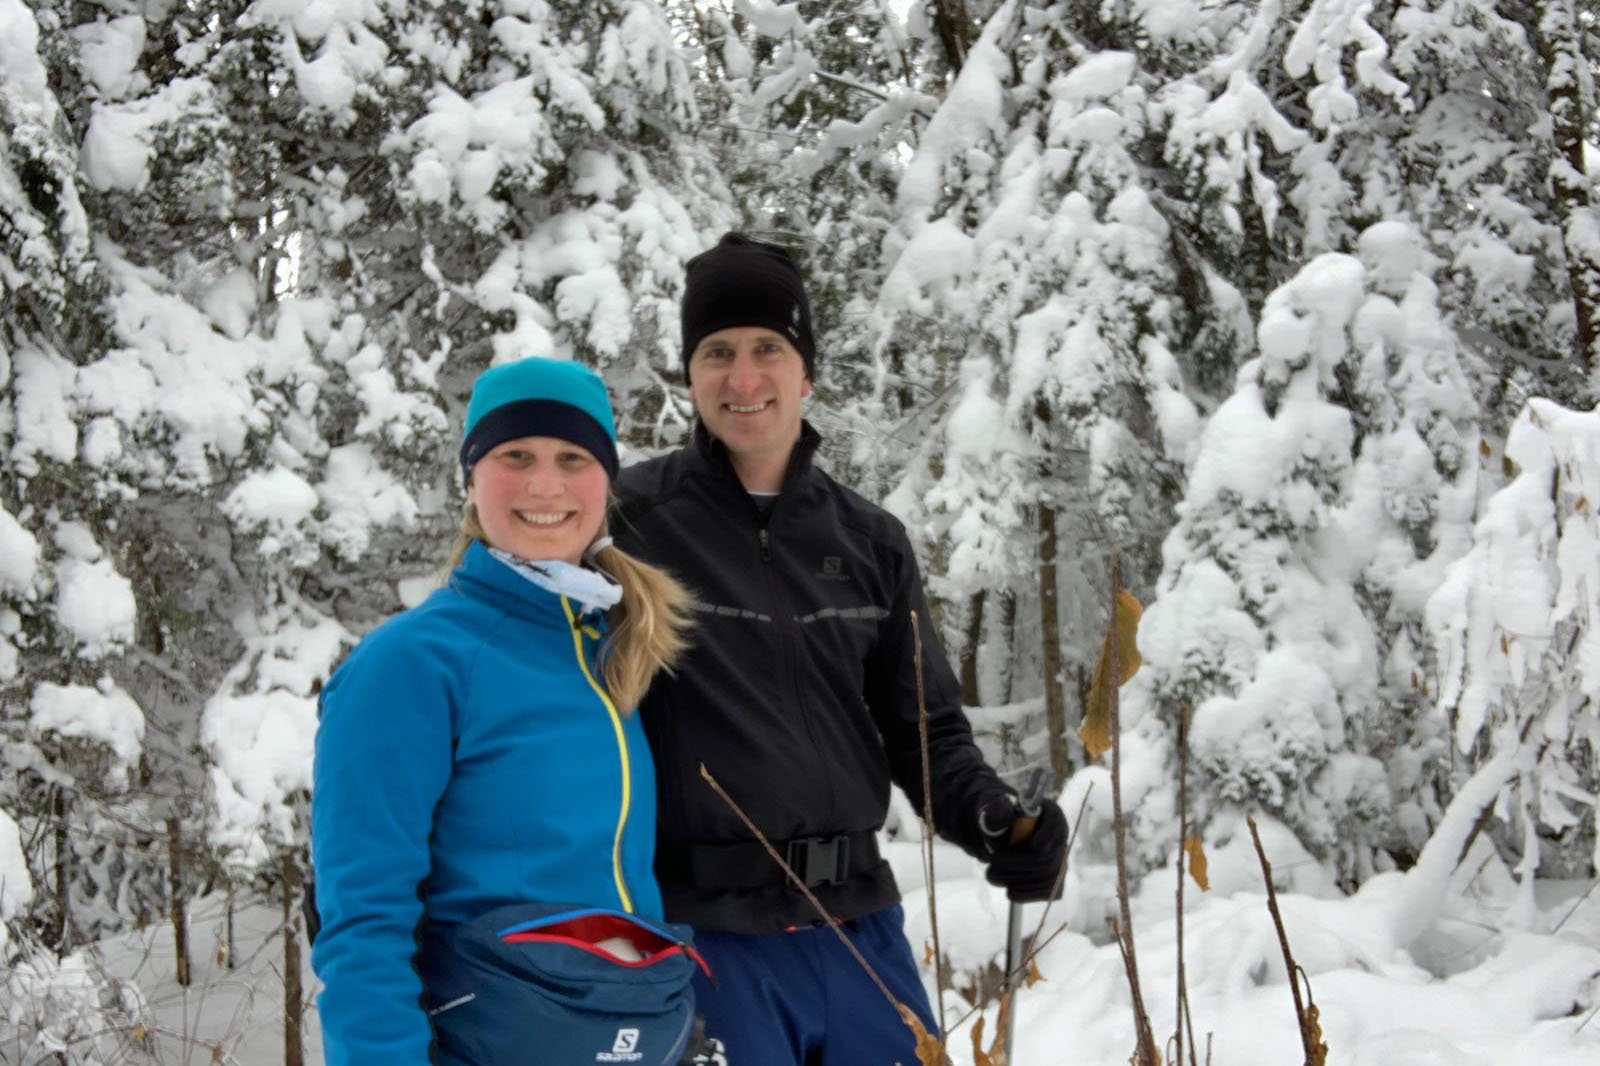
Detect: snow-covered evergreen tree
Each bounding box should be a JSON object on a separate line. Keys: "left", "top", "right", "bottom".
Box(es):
{"left": 4, "top": 0, "right": 729, "bottom": 975}
{"left": 877, "top": 2, "right": 1225, "bottom": 775}
{"left": 1428, "top": 397, "right": 1600, "bottom": 889}
{"left": 1130, "top": 252, "right": 1378, "bottom": 878}
{"left": 1129, "top": 233, "right": 1480, "bottom": 882}
{"left": 1339, "top": 222, "right": 1482, "bottom": 871}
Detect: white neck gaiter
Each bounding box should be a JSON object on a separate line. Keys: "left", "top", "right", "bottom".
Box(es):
{"left": 488, "top": 547, "right": 623, "bottom": 615}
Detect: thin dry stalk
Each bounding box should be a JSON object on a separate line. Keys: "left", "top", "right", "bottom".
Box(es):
{"left": 1107, "top": 547, "right": 1160, "bottom": 1066}
{"left": 1109, "top": 916, "right": 1159, "bottom": 1066}
{"left": 911, "top": 609, "right": 950, "bottom": 1036}
{"left": 1175, "top": 701, "right": 1198, "bottom": 1066}
{"left": 700, "top": 763, "right": 954, "bottom": 1065}
{"left": 1246, "top": 815, "right": 1328, "bottom": 1066}
{"left": 1183, "top": 977, "right": 1202, "bottom": 1066}
{"left": 168, "top": 817, "right": 191, "bottom": 988}
{"left": 283, "top": 851, "right": 305, "bottom": 1066}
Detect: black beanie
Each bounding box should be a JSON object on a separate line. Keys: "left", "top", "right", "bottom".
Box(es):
{"left": 680, "top": 233, "right": 816, "bottom": 384}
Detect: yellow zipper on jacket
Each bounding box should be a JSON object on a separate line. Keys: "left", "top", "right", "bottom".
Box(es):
{"left": 561, "top": 596, "right": 634, "bottom": 914}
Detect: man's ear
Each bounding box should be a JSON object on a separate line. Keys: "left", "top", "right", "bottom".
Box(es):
{"left": 802, "top": 376, "right": 813, "bottom": 399}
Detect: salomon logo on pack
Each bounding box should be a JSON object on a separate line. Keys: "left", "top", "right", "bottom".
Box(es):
{"left": 596, "top": 1028, "right": 643, "bottom": 1063}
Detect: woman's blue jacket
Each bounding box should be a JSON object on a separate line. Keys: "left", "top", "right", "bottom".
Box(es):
{"left": 310, "top": 540, "right": 662, "bottom": 1066}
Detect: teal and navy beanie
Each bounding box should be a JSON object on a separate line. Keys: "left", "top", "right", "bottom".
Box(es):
{"left": 460, "top": 357, "right": 619, "bottom": 482}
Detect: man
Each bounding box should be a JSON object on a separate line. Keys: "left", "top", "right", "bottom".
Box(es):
{"left": 615, "top": 233, "right": 1067, "bottom": 1065}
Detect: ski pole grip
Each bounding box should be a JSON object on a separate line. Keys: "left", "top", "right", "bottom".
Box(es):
{"left": 1009, "top": 767, "right": 1049, "bottom": 845}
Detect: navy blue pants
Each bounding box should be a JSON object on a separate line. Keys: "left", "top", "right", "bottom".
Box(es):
{"left": 690, "top": 904, "right": 939, "bottom": 1066}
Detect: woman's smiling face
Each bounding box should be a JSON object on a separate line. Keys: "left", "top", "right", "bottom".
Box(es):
{"left": 467, "top": 435, "right": 609, "bottom": 565}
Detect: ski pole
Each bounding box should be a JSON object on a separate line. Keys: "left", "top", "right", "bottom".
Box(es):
{"left": 1003, "top": 766, "right": 1049, "bottom": 1063}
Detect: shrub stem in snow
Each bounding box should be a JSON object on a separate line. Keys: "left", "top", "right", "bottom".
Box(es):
{"left": 1247, "top": 815, "right": 1327, "bottom": 1066}
{"left": 1106, "top": 547, "right": 1160, "bottom": 1066}
{"left": 700, "top": 763, "right": 952, "bottom": 1065}
{"left": 912, "top": 609, "right": 950, "bottom": 1036}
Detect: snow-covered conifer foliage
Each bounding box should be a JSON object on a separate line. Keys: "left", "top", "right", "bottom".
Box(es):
{"left": 2, "top": 0, "right": 720, "bottom": 996}
{"left": 1429, "top": 398, "right": 1600, "bottom": 883}
{"left": 4, "top": 0, "right": 1600, "bottom": 1056}
{"left": 866, "top": 0, "right": 1594, "bottom": 877}
{"left": 1129, "top": 236, "right": 1482, "bottom": 881}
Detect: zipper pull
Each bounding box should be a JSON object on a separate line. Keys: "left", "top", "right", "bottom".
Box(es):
{"left": 758, "top": 528, "right": 772, "bottom": 562}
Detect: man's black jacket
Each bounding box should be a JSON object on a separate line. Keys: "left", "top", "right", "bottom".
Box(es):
{"left": 614, "top": 422, "right": 1014, "bottom": 933}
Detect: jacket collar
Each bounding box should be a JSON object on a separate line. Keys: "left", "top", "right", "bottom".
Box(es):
{"left": 689, "top": 419, "right": 823, "bottom": 500}
{"left": 450, "top": 540, "right": 610, "bottom": 632}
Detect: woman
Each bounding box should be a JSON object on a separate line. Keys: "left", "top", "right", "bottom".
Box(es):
{"left": 311, "top": 357, "right": 699, "bottom": 1066}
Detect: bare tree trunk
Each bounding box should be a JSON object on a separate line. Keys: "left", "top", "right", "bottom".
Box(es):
{"left": 929, "top": 0, "right": 972, "bottom": 72}
{"left": 168, "top": 817, "right": 191, "bottom": 987}
{"left": 959, "top": 589, "right": 986, "bottom": 705}
{"left": 1537, "top": 0, "right": 1600, "bottom": 384}
{"left": 1039, "top": 499, "right": 1069, "bottom": 785}
{"left": 283, "top": 852, "right": 305, "bottom": 1066}
{"left": 226, "top": 885, "right": 237, "bottom": 969}
{"left": 999, "top": 591, "right": 1017, "bottom": 703}
{"left": 53, "top": 788, "right": 71, "bottom": 954}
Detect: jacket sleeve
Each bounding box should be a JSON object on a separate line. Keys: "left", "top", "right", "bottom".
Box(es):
{"left": 862, "top": 523, "right": 1015, "bottom": 859}
{"left": 311, "top": 625, "right": 454, "bottom": 1066}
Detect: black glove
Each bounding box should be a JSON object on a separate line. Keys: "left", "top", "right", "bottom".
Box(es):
{"left": 984, "top": 796, "right": 1068, "bottom": 902}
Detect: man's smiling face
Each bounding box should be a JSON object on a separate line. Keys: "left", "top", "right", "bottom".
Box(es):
{"left": 687, "top": 326, "right": 812, "bottom": 465}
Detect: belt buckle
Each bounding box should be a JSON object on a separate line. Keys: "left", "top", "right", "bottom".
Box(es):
{"left": 786, "top": 835, "right": 850, "bottom": 888}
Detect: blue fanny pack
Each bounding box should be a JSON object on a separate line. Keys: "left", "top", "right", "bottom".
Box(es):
{"left": 420, "top": 902, "right": 709, "bottom": 1066}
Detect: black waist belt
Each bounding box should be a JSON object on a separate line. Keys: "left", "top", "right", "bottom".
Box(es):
{"left": 661, "top": 830, "right": 882, "bottom": 891}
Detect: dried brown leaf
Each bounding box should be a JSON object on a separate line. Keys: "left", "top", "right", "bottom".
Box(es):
{"left": 1080, "top": 589, "right": 1143, "bottom": 758}
{"left": 898, "top": 1003, "right": 950, "bottom": 1066}
{"left": 1305, "top": 1001, "right": 1329, "bottom": 1066}
{"left": 133, "top": 1023, "right": 147, "bottom": 1042}
{"left": 1479, "top": 438, "right": 1492, "bottom": 457}
{"left": 1503, "top": 455, "right": 1516, "bottom": 477}
{"left": 923, "top": 939, "right": 935, "bottom": 966}
{"left": 971, "top": 1010, "right": 1003, "bottom": 1066}
{"left": 1025, "top": 955, "right": 1046, "bottom": 988}
{"left": 1184, "top": 834, "right": 1210, "bottom": 892}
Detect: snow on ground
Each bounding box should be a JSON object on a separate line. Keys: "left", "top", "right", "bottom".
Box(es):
{"left": 889, "top": 833, "right": 1599, "bottom": 1066}
{"left": 13, "top": 893, "right": 323, "bottom": 1066}
{"left": 14, "top": 832, "right": 1596, "bottom": 1065}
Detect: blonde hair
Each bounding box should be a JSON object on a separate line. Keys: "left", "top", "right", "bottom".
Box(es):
{"left": 444, "top": 505, "right": 693, "bottom": 712}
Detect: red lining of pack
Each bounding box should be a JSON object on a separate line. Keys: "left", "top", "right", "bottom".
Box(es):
{"left": 502, "top": 914, "right": 710, "bottom": 975}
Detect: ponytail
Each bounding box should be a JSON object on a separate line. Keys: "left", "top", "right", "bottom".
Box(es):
{"left": 591, "top": 543, "right": 692, "bottom": 712}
